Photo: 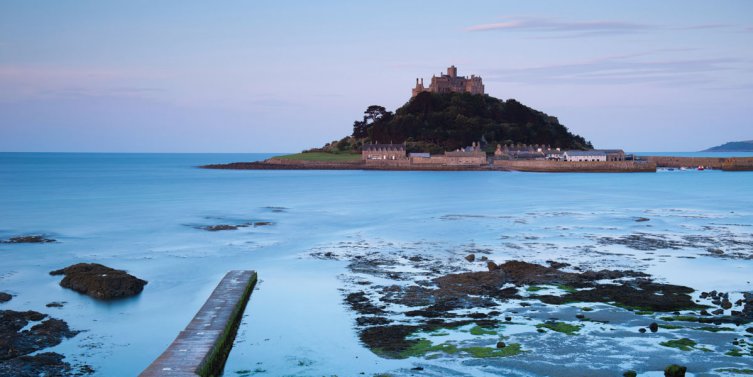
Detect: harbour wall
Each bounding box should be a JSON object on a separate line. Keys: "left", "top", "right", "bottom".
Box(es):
{"left": 644, "top": 156, "right": 753, "bottom": 171}
{"left": 493, "top": 160, "right": 656, "bottom": 172}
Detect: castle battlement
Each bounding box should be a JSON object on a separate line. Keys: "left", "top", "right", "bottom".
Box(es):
{"left": 412, "top": 65, "right": 484, "bottom": 98}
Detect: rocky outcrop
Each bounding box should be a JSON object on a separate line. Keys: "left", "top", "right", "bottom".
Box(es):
{"left": 0, "top": 292, "right": 11, "bottom": 303}
{"left": 50, "top": 263, "right": 147, "bottom": 300}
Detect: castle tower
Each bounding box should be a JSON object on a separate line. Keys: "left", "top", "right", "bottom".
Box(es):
{"left": 447, "top": 65, "right": 457, "bottom": 78}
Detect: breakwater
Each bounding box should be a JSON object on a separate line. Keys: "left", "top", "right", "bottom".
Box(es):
{"left": 493, "top": 160, "right": 656, "bottom": 173}
{"left": 140, "top": 270, "right": 257, "bottom": 377}
{"left": 644, "top": 156, "right": 753, "bottom": 171}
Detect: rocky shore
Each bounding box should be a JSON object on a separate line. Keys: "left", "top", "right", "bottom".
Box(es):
{"left": 310, "top": 233, "right": 753, "bottom": 375}
{"left": 0, "top": 310, "right": 83, "bottom": 377}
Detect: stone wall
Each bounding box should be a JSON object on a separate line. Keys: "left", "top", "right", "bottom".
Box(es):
{"left": 644, "top": 156, "right": 753, "bottom": 170}
{"left": 493, "top": 160, "right": 656, "bottom": 173}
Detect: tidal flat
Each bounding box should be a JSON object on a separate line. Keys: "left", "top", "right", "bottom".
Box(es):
{"left": 1, "top": 153, "right": 752, "bottom": 376}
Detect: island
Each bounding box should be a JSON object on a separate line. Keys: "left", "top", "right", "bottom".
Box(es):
{"left": 203, "top": 66, "right": 753, "bottom": 172}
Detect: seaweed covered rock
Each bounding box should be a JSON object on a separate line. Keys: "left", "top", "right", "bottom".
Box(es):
{"left": 0, "top": 310, "right": 79, "bottom": 361}
{"left": 50, "top": 263, "right": 147, "bottom": 300}
{"left": 664, "top": 364, "right": 686, "bottom": 377}
{"left": 0, "top": 292, "right": 11, "bottom": 303}
{"left": 0, "top": 352, "right": 73, "bottom": 377}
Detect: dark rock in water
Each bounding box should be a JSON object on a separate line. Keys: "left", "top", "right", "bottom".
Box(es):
{"left": 635, "top": 217, "right": 650, "bottom": 222}
{"left": 575, "top": 314, "right": 585, "bottom": 319}
{"left": 480, "top": 256, "right": 488, "bottom": 261}
{"left": 700, "top": 309, "right": 710, "bottom": 316}
{"left": 700, "top": 292, "right": 709, "bottom": 299}
{"left": 623, "top": 371, "right": 637, "bottom": 377}
{"left": 505, "top": 316, "right": 512, "bottom": 321}
{"left": 201, "top": 224, "right": 239, "bottom": 231}
{"left": 722, "top": 300, "right": 732, "bottom": 309}
{"left": 664, "top": 364, "right": 687, "bottom": 377}
{"left": 711, "top": 309, "right": 724, "bottom": 315}
{"left": 254, "top": 221, "right": 273, "bottom": 227}
{"left": 0, "top": 292, "right": 11, "bottom": 303}
{"left": 639, "top": 327, "right": 646, "bottom": 333}
{"left": 0, "top": 310, "right": 79, "bottom": 361}
{"left": 0, "top": 352, "right": 73, "bottom": 377}
{"left": 45, "top": 302, "right": 65, "bottom": 308}
{"left": 1, "top": 235, "right": 56, "bottom": 244}
{"left": 465, "top": 254, "right": 475, "bottom": 262}
{"left": 496, "top": 341, "right": 506, "bottom": 348}
{"left": 546, "top": 260, "right": 570, "bottom": 269}
{"left": 649, "top": 322, "right": 659, "bottom": 332}
{"left": 486, "top": 261, "right": 499, "bottom": 271}
{"left": 356, "top": 316, "right": 390, "bottom": 326}
{"left": 746, "top": 327, "right": 753, "bottom": 334}
{"left": 345, "top": 291, "right": 385, "bottom": 315}
{"left": 50, "top": 263, "right": 147, "bottom": 300}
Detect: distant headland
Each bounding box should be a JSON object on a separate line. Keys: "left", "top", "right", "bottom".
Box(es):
{"left": 203, "top": 66, "right": 753, "bottom": 172}
{"left": 702, "top": 140, "right": 753, "bottom": 152}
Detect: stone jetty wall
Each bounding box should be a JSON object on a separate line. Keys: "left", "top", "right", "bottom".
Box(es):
{"left": 644, "top": 156, "right": 753, "bottom": 171}
{"left": 493, "top": 160, "right": 656, "bottom": 172}
{"left": 140, "top": 270, "right": 258, "bottom": 377}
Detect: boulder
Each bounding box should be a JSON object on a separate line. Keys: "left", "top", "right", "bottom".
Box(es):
{"left": 0, "top": 292, "right": 11, "bottom": 303}
{"left": 496, "top": 341, "right": 506, "bottom": 348}
{"left": 623, "top": 371, "right": 637, "bottom": 377}
{"left": 50, "top": 263, "right": 147, "bottom": 300}
{"left": 664, "top": 364, "right": 686, "bottom": 377}
{"left": 465, "top": 254, "right": 475, "bottom": 262}
{"left": 649, "top": 322, "right": 659, "bottom": 333}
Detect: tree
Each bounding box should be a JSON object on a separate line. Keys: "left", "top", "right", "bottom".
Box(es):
{"left": 363, "top": 105, "right": 391, "bottom": 124}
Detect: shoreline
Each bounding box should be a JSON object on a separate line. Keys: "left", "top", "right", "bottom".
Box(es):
{"left": 200, "top": 156, "right": 753, "bottom": 172}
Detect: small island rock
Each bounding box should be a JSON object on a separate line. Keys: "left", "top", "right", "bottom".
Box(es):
{"left": 50, "top": 263, "right": 147, "bottom": 300}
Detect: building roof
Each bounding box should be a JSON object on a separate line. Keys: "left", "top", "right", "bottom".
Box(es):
{"left": 409, "top": 153, "right": 430, "bottom": 158}
{"left": 362, "top": 144, "right": 405, "bottom": 151}
{"left": 565, "top": 150, "right": 607, "bottom": 156}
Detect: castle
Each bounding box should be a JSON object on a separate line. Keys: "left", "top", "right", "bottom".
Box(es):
{"left": 412, "top": 65, "right": 485, "bottom": 98}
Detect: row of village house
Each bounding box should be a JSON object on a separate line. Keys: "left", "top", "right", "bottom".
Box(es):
{"left": 361, "top": 143, "right": 627, "bottom": 166}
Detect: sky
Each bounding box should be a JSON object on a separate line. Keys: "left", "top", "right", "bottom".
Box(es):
{"left": 1, "top": 0, "right": 752, "bottom": 152}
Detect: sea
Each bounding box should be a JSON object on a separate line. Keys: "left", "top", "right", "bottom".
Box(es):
{"left": 1, "top": 152, "right": 753, "bottom": 376}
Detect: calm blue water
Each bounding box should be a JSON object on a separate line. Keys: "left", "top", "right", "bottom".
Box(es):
{"left": 1, "top": 153, "right": 752, "bottom": 376}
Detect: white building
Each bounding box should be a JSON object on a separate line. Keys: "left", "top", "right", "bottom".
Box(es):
{"left": 563, "top": 150, "right": 607, "bottom": 162}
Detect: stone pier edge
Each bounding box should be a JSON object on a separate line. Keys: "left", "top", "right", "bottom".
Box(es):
{"left": 195, "top": 271, "right": 258, "bottom": 377}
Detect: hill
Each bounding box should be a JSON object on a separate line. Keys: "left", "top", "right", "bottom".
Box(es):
{"left": 702, "top": 140, "right": 753, "bottom": 152}
{"left": 314, "top": 92, "right": 592, "bottom": 154}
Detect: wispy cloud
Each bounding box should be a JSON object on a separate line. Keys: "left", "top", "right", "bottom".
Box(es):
{"left": 0, "top": 65, "right": 166, "bottom": 101}
{"left": 467, "top": 18, "right": 650, "bottom": 34}
{"left": 483, "top": 52, "right": 748, "bottom": 88}
{"left": 466, "top": 17, "right": 733, "bottom": 37}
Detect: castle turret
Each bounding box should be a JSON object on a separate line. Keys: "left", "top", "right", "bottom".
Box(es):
{"left": 447, "top": 65, "right": 457, "bottom": 78}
